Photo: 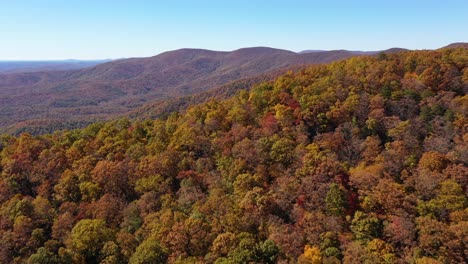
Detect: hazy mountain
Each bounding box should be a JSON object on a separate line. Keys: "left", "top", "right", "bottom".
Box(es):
{"left": 0, "top": 44, "right": 463, "bottom": 134}
{"left": 299, "top": 48, "right": 409, "bottom": 55}
{"left": 440, "top": 42, "right": 468, "bottom": 49}
{"left": 126, "top": 47, "right": 411, "bottom": 122}
{"left": 0, "top": 60, "right": 110, "bottom": 74}
{"left": 0, "top": 47, "right": 376, "bottom": 133}
{"left": 298, "top": 50, "right": 327, "bottom": 53}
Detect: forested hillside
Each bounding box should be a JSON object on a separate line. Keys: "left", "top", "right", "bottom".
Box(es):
{"left": 0, "top": 48, "right": 466, "bottom": 263}
{"left": 0, "top": 47, "right": 373, "bottom": 134}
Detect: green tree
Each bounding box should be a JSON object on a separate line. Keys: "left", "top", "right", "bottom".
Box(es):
{"left": 129, "top": 238, "right": 168, "bottom": 264}
{"left": 320, "top": 232, "right": 342, "bottom": 260}
{"left": 325, "top": 183, "right": 347, "bottom": 216}
{"left": 363, "top": 239, "right": 395, "bottom": 264}
{"left": 351, "top": 211, "right": 382, "bottom": 242}
{"left": 270, "top": 137, "right": 296, "bottom": 166}
{"left": 257, "top": 239, "right": 280, "bottom": 264}
{"left": 27, "top": 247, "right": 60, "bottom": 264}
{"left": 69, "top": 219, "right": 114, "bottom": 263}
{"left": 418, "top": 180, "right": 467, "bottom": 218}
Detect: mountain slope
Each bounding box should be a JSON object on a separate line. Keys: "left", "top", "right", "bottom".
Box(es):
{"left": 1, "top": 44, "right": 463, "bottom": 134}
{"left": 127, "top": 67, "right": 290, "bottom": 121}
{"left": 440, "top": 42, "right": 468, "bottom": 49}
{"left": 0, "top": 47, "right": 373, "bottom": 133}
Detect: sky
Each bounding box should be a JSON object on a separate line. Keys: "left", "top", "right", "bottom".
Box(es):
{"left": 0, "top": 0, "right": 467, "bottom": 60}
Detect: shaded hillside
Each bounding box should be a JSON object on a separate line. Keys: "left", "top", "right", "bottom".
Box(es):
{"left": 440, "top": 42, "right": 468, "bottom": 49}
{"left": 300, "top": 48, "right": 408, "bottom": 55}
{"left": 0, "top": 47, "right": 389, "bottom": 133}
{"left": 0, "top": 48, "right": 466, "bottom": 263}
{"left": 127, "top": 66, "right": 297, "bottom": 120}
{"left": 2, "top": 68, "right": 291, "bottom": 135}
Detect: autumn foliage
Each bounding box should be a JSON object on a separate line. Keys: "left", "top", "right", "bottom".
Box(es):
{"left": 0, "top": 48, "right": 466, "bottom": 263}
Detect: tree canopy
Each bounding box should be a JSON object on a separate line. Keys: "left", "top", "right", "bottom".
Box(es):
{"left": 0, "top": 48, "right": 466, "bottom": 263}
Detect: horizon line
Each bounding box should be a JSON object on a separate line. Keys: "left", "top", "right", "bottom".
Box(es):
{"left": 0, "top": 42, "right": 465, "bottom": 61}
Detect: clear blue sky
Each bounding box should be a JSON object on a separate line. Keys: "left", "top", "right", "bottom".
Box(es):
{"left": 0, "top": 0, "right": 467, "bottom": 60}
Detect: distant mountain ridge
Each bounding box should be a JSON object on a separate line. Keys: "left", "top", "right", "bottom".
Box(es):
{"left": 0, "top": 47, "right": 381, "bottom": 133}
{"left": 0, "top": 43, "right": 465, "bottom": 134}
{"left": 0, "top": 60, "right": 111, "bottom": 74}
{"left": 440, "top": 42, "right": 468, "bottom": 49}
{"left": 300, "top": 48, "right": 409, "bottom": 55}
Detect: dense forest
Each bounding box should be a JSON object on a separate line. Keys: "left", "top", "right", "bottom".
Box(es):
{"left": 0, "top": 48, "right": 467, "bottom": 263}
